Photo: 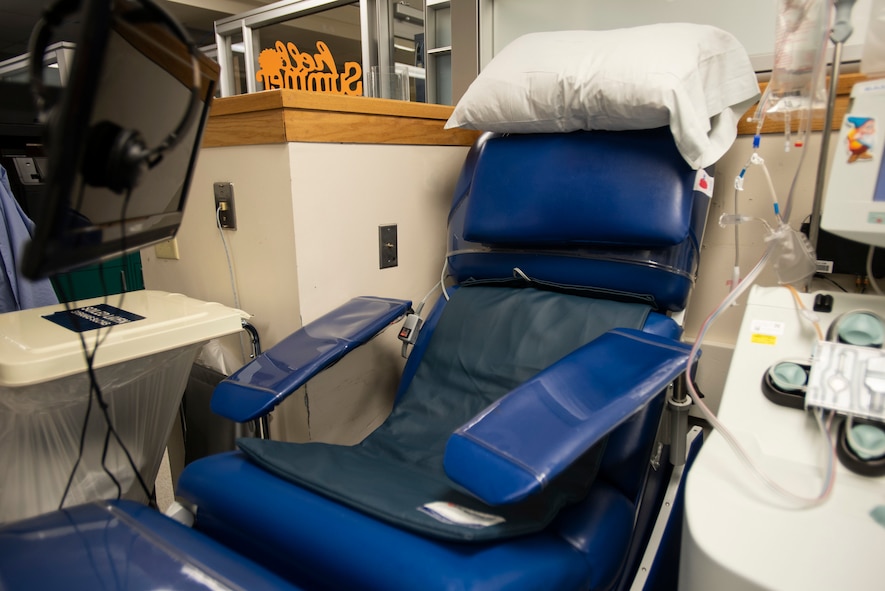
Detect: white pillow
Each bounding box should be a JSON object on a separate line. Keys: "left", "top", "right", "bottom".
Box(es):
{"left": 445, "top": 24, "right": 760, "bottom": 170}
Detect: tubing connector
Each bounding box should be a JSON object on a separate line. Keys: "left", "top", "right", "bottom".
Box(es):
{"left": 719, "top": 213, "right": 753, "bottom": 227}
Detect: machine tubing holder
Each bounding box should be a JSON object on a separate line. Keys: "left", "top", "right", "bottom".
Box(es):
{"left": 668, "top": 373, "right": 692, "bottom": 466}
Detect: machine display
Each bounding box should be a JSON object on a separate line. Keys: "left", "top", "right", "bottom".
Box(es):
{"left": 822, "top": 79, "right": 885, "bottom": 248}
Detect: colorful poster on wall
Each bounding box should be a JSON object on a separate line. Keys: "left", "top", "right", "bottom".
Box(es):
{"left": 256, "top": 40, "right": 363, "bottom": 96}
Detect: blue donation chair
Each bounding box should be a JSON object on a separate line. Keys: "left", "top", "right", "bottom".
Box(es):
{"left": 174, "top": 128, "right": 711, "bottom": 591}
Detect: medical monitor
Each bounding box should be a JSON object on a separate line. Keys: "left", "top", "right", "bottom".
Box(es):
{"left": 821, "top": 79, "right": 885, "bottom": 249}
{"left": 22, "top": 0, "right": 219, "bottom": 279}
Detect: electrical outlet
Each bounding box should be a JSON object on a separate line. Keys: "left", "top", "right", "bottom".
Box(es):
{"left": 379, "top": 224, "right": 398, "bottom": 269}
{"left": 154, "top": 238, "right": 180, "bottom": 260}
{"left": 213, "top": 182, "right": 237, "bottom": 229}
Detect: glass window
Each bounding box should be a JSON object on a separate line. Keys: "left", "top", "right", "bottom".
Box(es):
{"left": 390, "top": 0, "right": 424, "bottom": 101}
{"left": 227, "top": 30, "right": 249, "bottom": 96}
{"left": 0, "top": 42, "right": 74, "bottom": 86}
{"left": 215, "top": 0, "right": 367, "bottom": 97}
{"left": 214, "top": 0, "right": 436, "bottom": 101}
{"left": 253, "top": 3, "right": 363, "bottom": 95}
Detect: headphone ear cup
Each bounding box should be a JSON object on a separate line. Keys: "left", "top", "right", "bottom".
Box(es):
{"left": 82, "top": 120, "right": 148, "bottom": 193}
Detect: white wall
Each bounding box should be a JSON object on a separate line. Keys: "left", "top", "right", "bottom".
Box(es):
{"left": 287, "top": 142, "right": 464, "bottom": 443}
{"left": 289, "top": 143, "right": 459, "bottom": 322}
{"left": 142, "top": 143, "right": 301, "bottom": 349}
{"left": 142, "top": 140, "right": 469, "bottom": 443}
{"left": 487, "top": 0, "right": 872, "bottom": 71}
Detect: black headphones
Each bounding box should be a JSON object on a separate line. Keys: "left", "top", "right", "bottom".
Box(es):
{"left": 28, "top": 0, "right": 202, "bottom": 194}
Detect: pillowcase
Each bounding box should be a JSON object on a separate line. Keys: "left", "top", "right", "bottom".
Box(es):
{"left": 445, "top": 23, "right": 760, "bottom": 169}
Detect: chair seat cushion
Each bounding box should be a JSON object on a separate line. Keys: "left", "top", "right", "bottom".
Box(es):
{"left": 237, "top": 286, "right": 651, "bottom": 542}
{"left": 178, "top": 451, "right": 635, "bottom": 591}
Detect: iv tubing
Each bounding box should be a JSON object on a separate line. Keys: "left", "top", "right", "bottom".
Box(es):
{"left": 686, "top": 245, "right": 836, "bottom": 508}
{"left": 757, "top": 158, "right": 783, "bottom": 222}
{"left": 733, "top": 183, "right": 741, "bottom": 287}
{"left": 780, "top": 106, "right": 815, "bottom": 225}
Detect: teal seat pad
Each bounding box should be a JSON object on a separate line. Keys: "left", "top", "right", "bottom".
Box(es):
{"left": 238, "top": 286, "right": 651, "bottom": 542}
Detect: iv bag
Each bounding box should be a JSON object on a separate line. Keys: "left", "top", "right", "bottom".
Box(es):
{"left": 754, "top": 0, "right": 832, "bottom": 122}
{"left": 862, "top": 0, "right": 885, "bottom": 76}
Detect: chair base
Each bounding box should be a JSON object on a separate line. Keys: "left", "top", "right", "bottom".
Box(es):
{"left": 624, "top": 426, "right": 705, "bottom": 591}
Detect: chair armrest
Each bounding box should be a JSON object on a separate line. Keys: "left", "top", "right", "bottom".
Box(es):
{"left": 211, "top": 296, "right": 411, "bottom": 422}
{"left": 443, "top": 328, "right": 695, "bottom": 505}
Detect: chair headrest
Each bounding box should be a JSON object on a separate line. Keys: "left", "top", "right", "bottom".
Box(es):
{"left": 446, "top": 129, "right": 713, "bottom": 312}
{"left": 454, "top": 129, "right": 695, "bottom": 248}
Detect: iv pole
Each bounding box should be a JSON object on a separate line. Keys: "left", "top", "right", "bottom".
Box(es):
{"left": 807, "top": 0, "right": 857, "bottom": 258}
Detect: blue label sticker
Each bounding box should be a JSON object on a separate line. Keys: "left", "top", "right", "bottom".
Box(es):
{"left": 43, "top": 304, "right": 145, "bottom": 333}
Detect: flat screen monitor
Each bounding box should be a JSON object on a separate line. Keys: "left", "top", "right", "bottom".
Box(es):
{"left": 22, "top": 0, "right": 219, "bottom": 279}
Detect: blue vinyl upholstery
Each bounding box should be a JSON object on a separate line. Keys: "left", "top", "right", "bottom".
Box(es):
{"left": 176, "top": 129, "right": 712, "bottom": 591}
{"left": 444, "top": 329, "right": 693, "bottom": 505}
{"left": 447, "top": 129, "right": 710, "bottom": 311}
{"left": 212, "top": 296, "right": 410, "bottom": 421}
{"left": 0, "top": 500, "right": 302, "bottom": 591}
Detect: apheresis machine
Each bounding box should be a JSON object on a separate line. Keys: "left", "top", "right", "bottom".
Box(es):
{"left": 682, "top": 3, "right": 885, "bottom": 587}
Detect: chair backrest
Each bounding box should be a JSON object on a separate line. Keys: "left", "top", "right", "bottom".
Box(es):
{"left": 399, "top": 128, "right": 711, "bottom": 505}
{"left": 446, "top": 128, "right": 711, "bottom": 312}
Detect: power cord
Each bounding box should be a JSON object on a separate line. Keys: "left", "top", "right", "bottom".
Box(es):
{"left": 59, "top": 186, "right": 154, "bottom": 510}
{"left": 216, "top": 203, "right": 248, "bottom": 363}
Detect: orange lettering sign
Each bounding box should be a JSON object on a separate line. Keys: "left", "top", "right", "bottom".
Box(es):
{"left": 256, "top": 40, "right": 363, "bottom": 96}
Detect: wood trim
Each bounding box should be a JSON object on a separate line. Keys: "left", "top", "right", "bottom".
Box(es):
{"left": 202, "top": 89, "right": 481, "bottom": 147}
{"left": 281, "top": 110, "right": 482, "bottom": 145}
{"left": 737, "top": 72, "right": 868, "bottom": 136}
{"left": 114, "top": 7, "right": 220, "bottom": 98}
{"left": 209, "top": 73, "right": 872, "bottom": 145}
{"left": 202, "top": 109, "right": 288, "bottom": 147}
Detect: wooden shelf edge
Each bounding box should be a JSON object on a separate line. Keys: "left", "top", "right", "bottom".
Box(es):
{"left": 202, "top": 94, "right": 477, "bottom": 148}
{"left": 737, "top": 72, "right": 871, "bottom": 135}
{"left": 209, "top": 89, "right": 456, "bottom": 121}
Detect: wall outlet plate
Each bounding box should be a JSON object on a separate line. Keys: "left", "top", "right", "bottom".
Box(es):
{"left": 154, "top": 238, "right": 180, "bottom": 260}
{"left": 214, "top": 182, "right": 237, "bottom": 230}
{"left": 379, "top": 224, "right": 397, "bottom": 269}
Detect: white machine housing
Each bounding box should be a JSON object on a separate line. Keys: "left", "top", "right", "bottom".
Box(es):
{"left": 822, "top": 78, "right": 885, "bottom": 247}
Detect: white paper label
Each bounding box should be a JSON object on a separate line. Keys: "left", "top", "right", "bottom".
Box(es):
{"left": 419, "top": 502, "right": 505, "bottom": 528}
{"left": 694, "top": 169, "right": 714, "bottom": 197}
{"left": 750, "top": 319, "right": 785, "bottom": 336}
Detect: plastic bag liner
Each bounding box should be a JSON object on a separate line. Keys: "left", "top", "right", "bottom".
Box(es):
{"left": 238, "top": 286, "right": 651, "bottom": 542}
{"left": 0, "top": 344, "right": 201, "bottom": 524}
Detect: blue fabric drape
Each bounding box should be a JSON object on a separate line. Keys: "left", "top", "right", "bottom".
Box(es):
{"left": 0, "top": 164, "right": 58, "bottom": 312}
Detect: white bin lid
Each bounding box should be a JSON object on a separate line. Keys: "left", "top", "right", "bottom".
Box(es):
{"left": 0, "top": 291, "right": 250, "bottom": 387}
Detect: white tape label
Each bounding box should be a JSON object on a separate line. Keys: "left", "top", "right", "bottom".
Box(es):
{"left": 419, "top": 502, "right": 505, "bottom": 528}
